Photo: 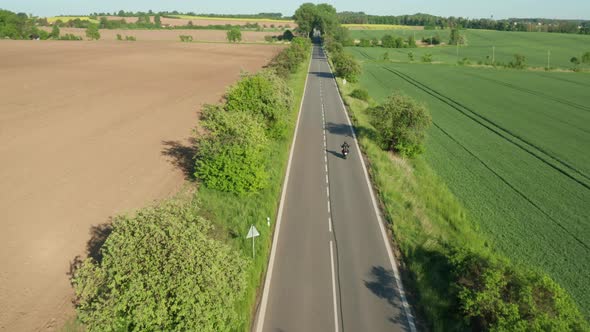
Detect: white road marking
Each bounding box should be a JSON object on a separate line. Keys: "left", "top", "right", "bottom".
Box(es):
{"left": 329, "top": 240, "right": 339, "bottom": 332}
{"left": 254, "top": 48, "right": 313, "bottom": 332}
{"left": 324, "top": 53, "right": 417, "bottom": 332}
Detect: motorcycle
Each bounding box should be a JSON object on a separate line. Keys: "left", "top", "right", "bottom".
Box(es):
{"left": 342, "top": 147, "right": 349, "bottom": 159}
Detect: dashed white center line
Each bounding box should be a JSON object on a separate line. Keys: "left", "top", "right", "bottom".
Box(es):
{"left": 329, "top": 240, "right": 339, "bottom": 332}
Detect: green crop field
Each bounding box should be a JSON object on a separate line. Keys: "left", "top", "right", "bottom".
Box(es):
{"left": 349, "top": 55, "right": 590, "bottom": 315}
{"left": 349, "top": 29, "right": 590, "bottom": 69}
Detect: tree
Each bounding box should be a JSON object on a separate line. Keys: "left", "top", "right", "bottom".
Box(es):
{"left": 371, "top": 37, "right": 379, "bottom": 47}
{"left": 394, "top": 37, "right": 404, "bottom": 48}
{"left": 581, "top": 51, "right": 590, "bottom": 64}
{"left": 294, "top": 3, "right": 339, "bottom": 37}
{"left": 225, "top": 70, "right": 293, "bottom": 138}
{"left": 154, "top": 15, "right": 161, "bottom": 28}
{"left": 570, "top": 57, "right": 580, "bottom": 65}
{"left": 85, "top": 24, "right": 100, "bottom": 40}
{"left": 226, "top": 27, "right": 242, "bottom": 42}
{"left": 73, "top": 199, "right": 248, "bottom": 331}
{"left": 195, "top": 106, "right": 269, "bottom": 194}
{"left": 449, "top": 27, "right": 464, "bottom": 45}
{"left": 408, "top": 51, "right": 414, "bottom": 61}
{"left": 383, "top": 52, "right": 390, "bottom": 61}
{"left": 282, "top": 29, "right": 294, "bottom": 41}
{"left": 332, "top": 52, "right": 361, "bottom": 82}
{"left": 381, "top": 34, "right": 395, "bottom": 48}
{"left": 368, "top": 92, "right": 432, "bottom": 157}
{"left": 51, "top": 24, "right": 60, "bottom": 39}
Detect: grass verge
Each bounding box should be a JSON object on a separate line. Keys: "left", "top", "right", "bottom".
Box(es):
{"left": 197, "top": 53, "right": 310, "bottom": 331}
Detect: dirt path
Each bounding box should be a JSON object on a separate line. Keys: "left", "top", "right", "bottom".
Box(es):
{"left": 0, "top": 40, "right": 281, "bottom": 331}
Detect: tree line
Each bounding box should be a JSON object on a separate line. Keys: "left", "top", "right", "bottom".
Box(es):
{"left": 337, "top": 11, "right": 590, "bottom": 35}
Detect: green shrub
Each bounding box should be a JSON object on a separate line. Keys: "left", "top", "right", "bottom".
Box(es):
{"left": 358, "top": 38, "right": 371, "bottom": 47}
{"left": 226, "top": 27, "right": 242, "bottom": 43}
{"left": 282, "top": 29, "right": 294, "bottom": 41}
{"left": 450, "top": 248, "right": 589, "bottom": 331}
{"left": 381, "top": 34, "right": 395, "bottom": 48}
{"left": 195, "top": 106, "right": 269, "bottom": 194}
{"left": 407, "top": 35, "right": 417, "bottom": 48}
{"left": 179, "top": 35, "right": 193, "bottom": 42}
{"left": 270, "top": 37, "right": 311, "bottom": 78}
{"left": 422, "top": 53, "right": 433, "bottom": 63}
{"left": 508, "top": 54, "right": 527, "bottom": 69}
{"left": 582, "top": 51, "right": 590, "bottom": 64}
{"left": 59, "top": 33, "right": 82, "bottom": 41}
{"left": 383, "top": 52, "right": 390, "bottom": 61}
{"left": 125, "top": 35, "right": 136, "bottom": 41}
{"left": 350, "top": 88, "right": 369, "bottom": 101}
{"left": 73, "top": 199, "right": 248, "bottom": 332}
{"left": 368, "top": 92, "right": 431, "bottom": 157}
{"left": 51, "top": 24, "right": 60, "bottom": 39}
{"left": 116, "top": 33, "right": 122, "bottom": 41}
{"left": 225, "top": 70, "right": 293, "bottom": 138}
{"left": 408, "top": 51, "right": 415, "bottom": 62}
{"left": 332, "top": 51, "right": 361, "bottom": 82}
{"left": 85, "top": 24, "right": 100, "bottom": 40}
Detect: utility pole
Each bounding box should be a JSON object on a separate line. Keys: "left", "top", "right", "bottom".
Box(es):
{"left": 492, "top": 46, "right": 495, "bottom": 65}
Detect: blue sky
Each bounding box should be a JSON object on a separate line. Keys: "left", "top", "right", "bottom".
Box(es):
{"left": 2, "top": 0, "right": 589, "bottom": 20}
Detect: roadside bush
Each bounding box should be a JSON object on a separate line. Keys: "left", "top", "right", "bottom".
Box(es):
{"left": 85, "top": 24, "right": 100, "bottom": 40}
{"left": 394, "top": 37, "right": 404, "bottom": 48}
{"left": 371, "top": 37, "right": 379, "bottom": 47}
{"left": 270, "top": 37, "right": 311, "bottom": 78}
{"left": 368, "top": 92, "right": 431, "bottom": 157}
{"left": 350, "top": 88, "right": 369, "bottom": 101}
{"left": 449, "top": 248, "right": 589, "bottom": 331}
{"left": 383, "top": 52, "right": 390, "bottom": 61}
{"left": 73, "top": 199, "right": 247, "bottom": 332}
{"left": 422, "top": 53, "right": 433, "bottom": 63}
{"left": 195, "top": 106, "right": 269, "bottom": 194}
{"left": 332, "top": 51, "right": 361, "bottom": 82}
{"left": 226, "top": 27, "right": 242, "bottom": 43}
{"left": 408, "top": 51, "right": 415, "bottom": 62}
{"left": 116, "top": 33, "right": 122, "bottom": 41}
{"left": 582, "top": 51, "right": 590, "bottom": 64}
{"left": 125, "top": 35, "right": 136, "bottom": 41}
{"left": 225, "top": 70, "right": 293, "bottom": 138}
{"left": 179, "top": 35, "right": 193, "bottom": 42}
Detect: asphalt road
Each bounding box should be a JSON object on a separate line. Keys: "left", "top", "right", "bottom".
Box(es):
{"left": 255, "top": 45, "right": 416, "bottom": 332}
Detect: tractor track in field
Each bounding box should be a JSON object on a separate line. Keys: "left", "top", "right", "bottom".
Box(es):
{"left": 381, "top": 65, "right": 590, "bottom": 190}
{"left": 430, "top": 122, "right": 590, "bottom": 252}
{"left": 465, "top": 72, "right": 590, "bottom": 114}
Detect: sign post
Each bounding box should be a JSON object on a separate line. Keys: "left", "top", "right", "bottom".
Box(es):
{"left": 246, "top": 225, "right": 260, "bottom": 259}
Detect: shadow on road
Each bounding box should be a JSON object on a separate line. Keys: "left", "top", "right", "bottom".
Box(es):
{"left": 327, "top": 149, "right": 346, "bottom": 159}
{"left": 364, "top": 265, "right": 412, "bottom": 331}
{"left": 325, "top": 122, "right": 354, "bottom": 138}
{"left": 161, "top": 139, "right": 197, "bottom": 181}
{"left": 309, "top": 71, "right": 334, "bottom": 79}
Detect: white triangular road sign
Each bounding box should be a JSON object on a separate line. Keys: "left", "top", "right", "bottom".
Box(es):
{"left": 246, "top": 225, "right": 260, "bottom": 239}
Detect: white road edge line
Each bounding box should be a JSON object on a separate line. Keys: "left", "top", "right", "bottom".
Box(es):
{"left": 329, "top": 240, "right": 339, "bottom": 332}
{"left": 325, "top": 50, "right": 418, "bottom": 332}
{"left": 254, "top": 48, "right": 313, "bottom": 332}
{"left": 329, "top": 217, "right": 332, "bottom": 233}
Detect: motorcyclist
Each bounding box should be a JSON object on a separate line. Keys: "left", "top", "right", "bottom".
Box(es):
{"left": 341, "top": 141, "right": 350, "bottom": 157}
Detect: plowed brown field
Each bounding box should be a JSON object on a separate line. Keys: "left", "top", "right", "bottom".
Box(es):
{"left": 0, "top": 40, "right": 281, "bottom": 331}
{"left": 42, "top": 27, "right": 275, "bottom": 42}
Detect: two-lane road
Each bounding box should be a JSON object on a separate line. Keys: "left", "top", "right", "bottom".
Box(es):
{"left": 255, "top": 44, "right": 415, "bottom": 332}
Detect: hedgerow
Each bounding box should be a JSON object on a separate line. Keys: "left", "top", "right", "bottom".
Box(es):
{"left": 73, "top": 199, "right": 247, "bottom": 332}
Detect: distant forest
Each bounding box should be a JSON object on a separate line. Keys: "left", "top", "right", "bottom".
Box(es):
{"left": 337, "top": 12, "right": 590, "bottom": 34}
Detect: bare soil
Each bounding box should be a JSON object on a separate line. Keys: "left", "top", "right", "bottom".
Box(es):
{"left": 0, "top": 39, "right": 281, "bottom": 331}
{"left": 44, "top": 27, "right": 277, "bottom": 42}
